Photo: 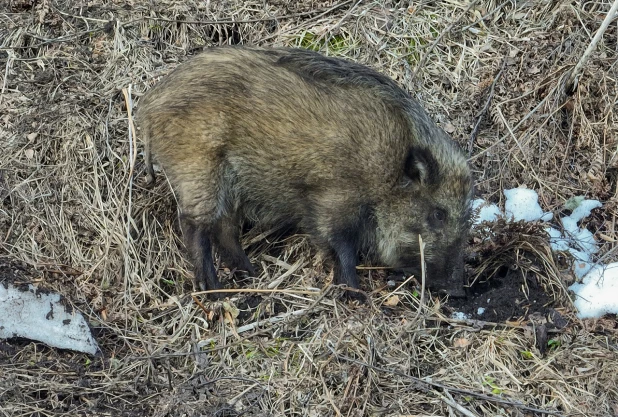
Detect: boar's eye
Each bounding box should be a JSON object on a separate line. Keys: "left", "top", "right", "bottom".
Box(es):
{"left": 429, "top": 208, "right": 447, "bottom": 228}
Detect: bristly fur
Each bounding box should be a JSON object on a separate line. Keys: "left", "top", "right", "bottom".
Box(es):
{"left": 138, "top": 46, "right": 473, "bottom": 299}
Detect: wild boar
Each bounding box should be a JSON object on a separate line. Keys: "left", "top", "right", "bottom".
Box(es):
{"left": 138, "top": 46, "right": 473, "bottom": 300}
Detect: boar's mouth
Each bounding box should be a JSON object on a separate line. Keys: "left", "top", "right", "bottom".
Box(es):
{"left": 399, "top": 264, "right": 467, "bottom": 298}
{"left": 400, "top": 266, "right": 422, "bottom": 277}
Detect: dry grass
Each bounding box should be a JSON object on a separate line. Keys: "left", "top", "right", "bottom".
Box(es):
{"left": 1, "top": 0, "right": 618, "bottom": 416}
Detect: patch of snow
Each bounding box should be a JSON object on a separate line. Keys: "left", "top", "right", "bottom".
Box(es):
{"left": 0, "top": 283, "right": 99, "bottom": 355}
{"left": 572, "top": 258, "right": 594, "bottom": 281}
{"left": 546, "top": 227, "right": 570, "bottom": 251}
{"left": 477, "top": 307, "right": 485, "bottom": 315}
{"left": 559, "top": 200, "right": 602, "bottom": 258}
{"left": 572, "top": 228, "right": 598, "bottom": 255}
{"left": 472, "top": 198, "right": 502, "bottom": 225}
{"left": 503, "top": 188, "right": 552, "bottom": 222}
{"left": 568, "top": 248, "right": 594, "bottom": 279}
{"left": 451, "top": 312, "right": 469, "bottom": 320}
{"left": 540, "top": 196, "right": 616, "bottom": 317}
{"left": 548, "top": 199, "right": 602, "bottom": 281}
{"left": 569, "top": 263, "right": 618, "bottom": 319}
{"left": 570, "top": 200, "right": 602, "bottom": 222}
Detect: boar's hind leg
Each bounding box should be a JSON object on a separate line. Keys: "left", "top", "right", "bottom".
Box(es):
{"left": 180, "top": 215, "right": 223, "bottom": 294}
{"left": 212, "top": 215, "right": 255, "bottom": 277}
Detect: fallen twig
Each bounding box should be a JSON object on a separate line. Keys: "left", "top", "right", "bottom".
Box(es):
{"left": 414, "top": 234, "right": 427, "bottom": 320}
{"left": 191, "top": 287, "right": 321, "bottom": 297}
{"left": 438, "top": 389, "right": 479, "bottom": 417}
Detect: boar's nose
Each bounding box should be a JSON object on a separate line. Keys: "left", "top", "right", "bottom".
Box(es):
{"left": 431, "top": 260, "right": 467, "bottom": 298}
{"left": 445, "top": 262, "right": 467, "bottom": 298}
{"left": 439, "top": 285, "right": 466, "bottom": 298}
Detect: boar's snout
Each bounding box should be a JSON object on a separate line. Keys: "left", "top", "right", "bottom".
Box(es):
{"left": 427, "top": 256, "right": 466, "bottom": 298}
{"left": 402, "top": 261, "right": 467, "bottom": 298}
{"left": 427, "top": 252, "right": 467, "bottom": 298}
{"left": 439, "top": 269, "right": 466, "bottom": 298}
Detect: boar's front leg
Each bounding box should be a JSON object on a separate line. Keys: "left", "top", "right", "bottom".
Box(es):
{"left": 211, "top": 214, "right": 255, "bottom": 277}
{"left": 330, "top": 232, "right": 364, "bottom": 301}
{"left": 317, "top": 203, "right": 370, "bottom": 301}
{"left": 180, "top": 215, "right": 223, "bottom": 294}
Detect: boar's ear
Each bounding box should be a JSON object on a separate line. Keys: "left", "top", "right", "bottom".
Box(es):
{"left": 404, "top": 146, "right": 440, "bottom": 185}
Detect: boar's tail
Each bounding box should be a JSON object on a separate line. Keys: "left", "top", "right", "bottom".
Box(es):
{"left": 142, "top": 124, "right": 155, "bottom": 187}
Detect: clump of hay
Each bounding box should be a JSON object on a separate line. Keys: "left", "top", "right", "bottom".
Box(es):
{"left": 469, "top": 218, "right": 570, "bottom": 302}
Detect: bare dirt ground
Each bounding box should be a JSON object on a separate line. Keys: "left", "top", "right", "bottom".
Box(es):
{"left": 1, "top": 1, "right": 618, "bottom": 416}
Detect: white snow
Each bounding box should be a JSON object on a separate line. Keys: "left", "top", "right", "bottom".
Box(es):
{"left": 477, "top": 307, "right": 486, "bottom": 315}
{"left": 570, "top": 199, "right": 603, "bottom": 222}
{"left": 472, "top": 189, "right": 615, "bottom": 319}
{"left": 451, "top": 312, "right": 469, "bottom": 320}
{"left": 546, "top": 227, "right": 570, "bottom": 251}
{"left": 472, "top": 198, "right": 502, "bottom": 224}
{"left": 503, "top": 188, "right": 553, "bottom": 222}
{"left": 571, "top": 253, "right": 594, "bottom": 280}
{"left": 0, "top": 283, "right": 99, "bottom": 355}
{"left": 569, "top": 263, "right": 618, "bottom": 319}
{"left": 545, "top": 198, "right": 602, "bottom": 280}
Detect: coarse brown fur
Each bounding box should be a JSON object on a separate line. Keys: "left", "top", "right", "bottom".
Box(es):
{"left": 138, "top": 46, "right": 473, "bottom": 299}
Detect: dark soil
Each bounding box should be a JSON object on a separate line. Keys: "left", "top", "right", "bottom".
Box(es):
{"left": 438, "top": 218, "right": 566, "bottom": 324}
{"left": 446, "top": 267, "right": 554, "bottom": 322}
{"left": 0, "top": 256, "right": 38, "bottom": 285}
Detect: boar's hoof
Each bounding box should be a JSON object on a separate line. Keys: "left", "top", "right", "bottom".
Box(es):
{"left": 438, "top": 287, "right": 467, "bottom": 299}
{"left": 342, "top": 288, "right": 367, "bottom": 303}
{"left": 195, "top": 277, "right": 229, "bottom": 300}
{"left": 209, "top": 291, "right": 231, "bottom": 300}
{"left": 200, "top": 286, "right": 232, "bottom": 300}
{"left": 235, "top": 263, "right": 257, "bottom": 278}
{"left": 143, "top": 173, "right": 155, "bottom": 188}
